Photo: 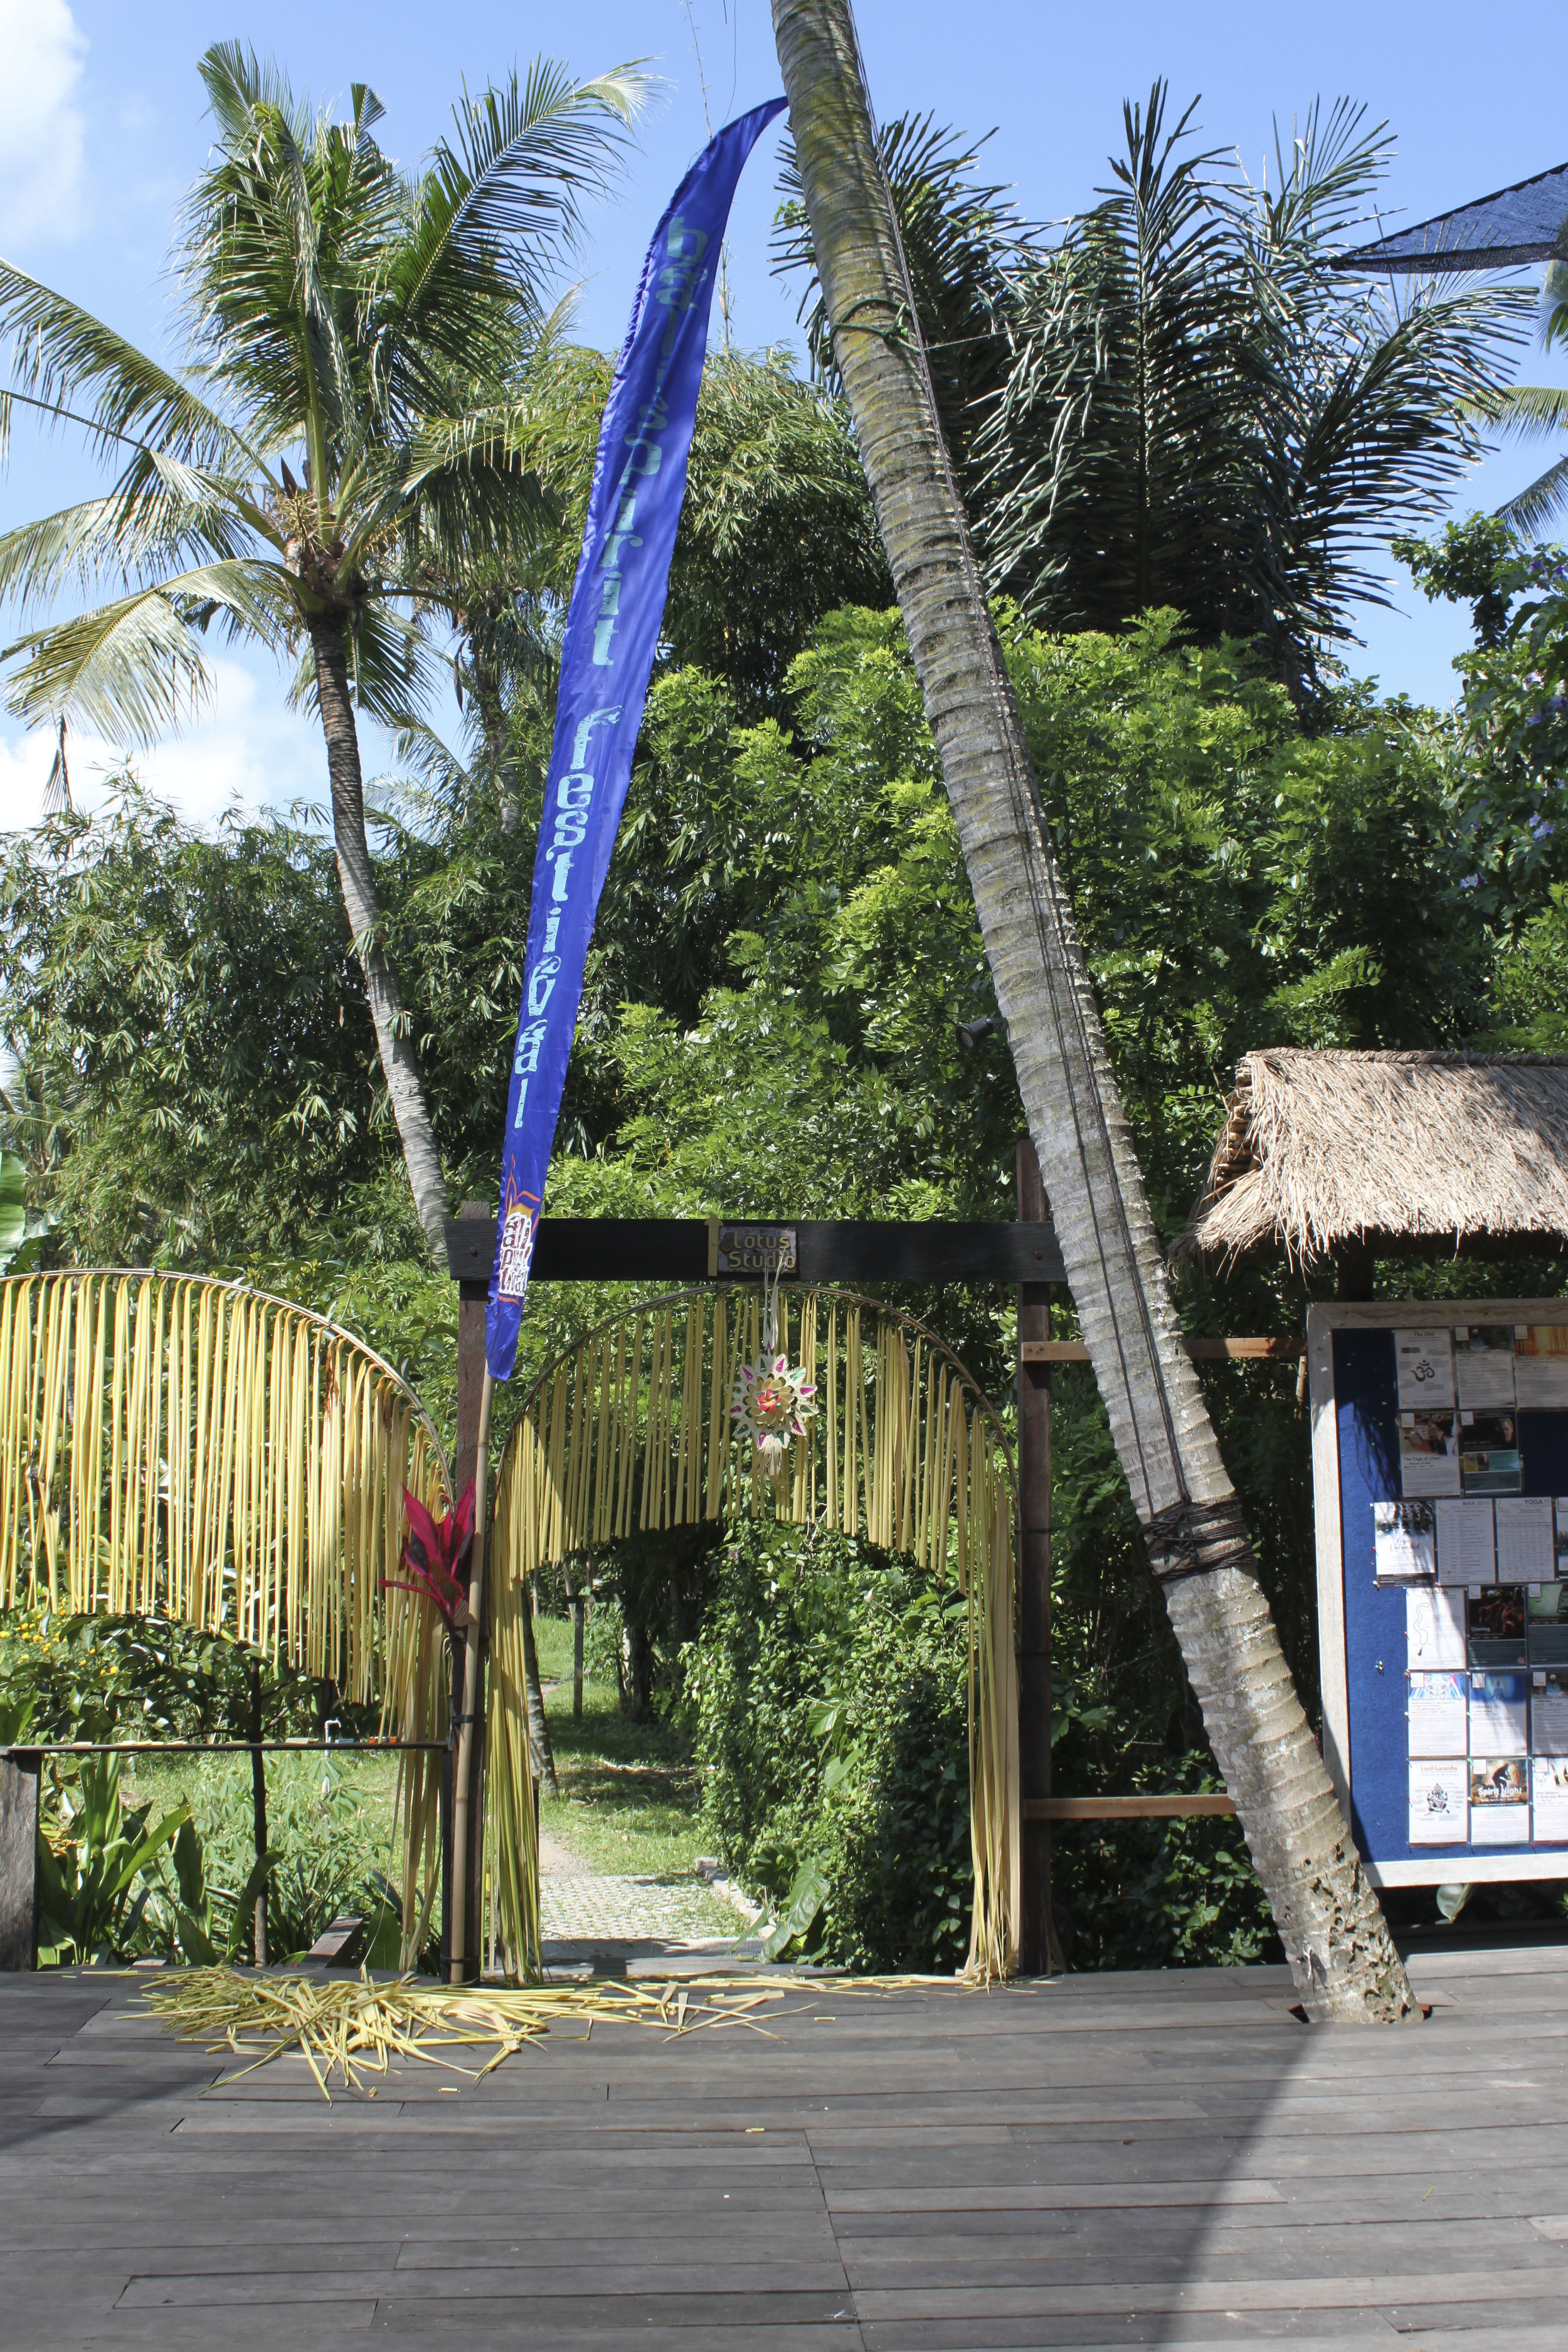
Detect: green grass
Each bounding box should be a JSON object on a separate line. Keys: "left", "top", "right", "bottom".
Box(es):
{"left": 536, "top": 1613, "right": 712, "bottom": 1882}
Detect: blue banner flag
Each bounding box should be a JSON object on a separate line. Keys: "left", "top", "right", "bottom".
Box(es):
{"left": 485, "top": 97, "right": 787, "bottom": 1380}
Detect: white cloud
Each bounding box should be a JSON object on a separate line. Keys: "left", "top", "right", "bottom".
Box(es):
{"left": 0, "top": 0, "right": 89, "bottom": 248}
{"left": 0, "top": 655, "right": 329, "bottom": 835}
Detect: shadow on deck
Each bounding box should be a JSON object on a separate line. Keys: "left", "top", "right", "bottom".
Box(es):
{"left": 0, "top": 1937, "right": 1564, "bottom": 2349}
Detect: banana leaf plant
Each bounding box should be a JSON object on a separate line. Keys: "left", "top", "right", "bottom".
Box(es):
{"left": 36, "top": 1755, "right": 189, "bottom": 1964}
{"left": 164, "top": 1816, "right": 282, "bottom": 1966}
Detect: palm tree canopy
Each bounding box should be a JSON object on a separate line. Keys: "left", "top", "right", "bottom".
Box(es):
{"left": 776, "top": 83, "right": 1530, "bottom": 702}
{"left": 977, "top": 91, "right": 1529, "bottom": 696}
{"left": 0, "top": 42, "right": 649, "bottom": 743}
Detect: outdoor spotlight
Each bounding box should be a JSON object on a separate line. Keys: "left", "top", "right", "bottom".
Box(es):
{"left": 955, "top": 1015, "right": 1005, "bottom": 1052}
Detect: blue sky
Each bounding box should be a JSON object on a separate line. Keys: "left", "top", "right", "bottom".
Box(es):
{"left": 1, "top": 0, "right": 1566, "bottom": 829}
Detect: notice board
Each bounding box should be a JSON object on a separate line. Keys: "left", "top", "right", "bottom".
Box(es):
{"left": 1310, "top": 1299, "right": 1568, "bottom": 1886}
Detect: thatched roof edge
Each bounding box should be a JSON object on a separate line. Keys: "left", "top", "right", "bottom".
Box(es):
{"left": 1172, "top": 1049, "right": 1568, "bottom": 1272}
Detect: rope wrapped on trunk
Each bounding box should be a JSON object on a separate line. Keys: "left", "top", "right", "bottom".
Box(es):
{"left": 1145, "top": 1494, "right": 1253, "bottom": 1585}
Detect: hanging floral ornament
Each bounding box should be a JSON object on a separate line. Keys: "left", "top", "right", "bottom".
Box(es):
{"left": 731, "top": 1349, "right": 818, "bottom": 1483}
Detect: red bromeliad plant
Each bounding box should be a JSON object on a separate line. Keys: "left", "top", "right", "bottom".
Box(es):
{"left": 385, "top": 1479, "right": 475, "bottom": 1632}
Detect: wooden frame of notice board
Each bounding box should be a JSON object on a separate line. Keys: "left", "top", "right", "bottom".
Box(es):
{"left": 1310, "top": 1298, "right": 1568, "bottom": 1888}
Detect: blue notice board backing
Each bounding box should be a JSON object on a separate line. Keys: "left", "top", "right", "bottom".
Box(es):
{"left": 1309, "top": 1301, "right": 1568, "bottom": 1886}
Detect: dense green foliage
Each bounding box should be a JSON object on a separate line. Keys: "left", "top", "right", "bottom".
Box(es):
{"left": 9, "top": 47, "right": 1568, "bottom": 1966}
{"left": 686, "top": 1519, "right": 973, "bottom": 1973}
{"left": 0, "top": 1609, "right": 376, "bottom": 1747}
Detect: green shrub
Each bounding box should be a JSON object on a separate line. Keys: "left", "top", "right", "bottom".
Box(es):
{"left": 0, "top": 1608, "right": 375, "bottom": 1745}
{"left": 1048, "top": 1782, "right": 1278, "bottom": 1971}
{"left": 177, "top": 1754, "right": 401, "bottom": 1961}
{"left": 686, "top": 1518, "right": 972, "bottom": 1973}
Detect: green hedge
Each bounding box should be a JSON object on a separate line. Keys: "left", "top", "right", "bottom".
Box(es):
{"left": 684, "top": 1519, "right": 972, "bottom": 1972}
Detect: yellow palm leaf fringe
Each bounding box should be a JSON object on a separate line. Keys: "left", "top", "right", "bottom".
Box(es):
{"left": 1, "top": 1271, "right": 451, "bottom": 1964}
{"left": 489, "top": 1287, "right": 1020, "bottom": 1981}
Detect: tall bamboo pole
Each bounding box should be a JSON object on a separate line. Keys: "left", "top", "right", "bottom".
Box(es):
{"left": 449, "top": 1370, "right": 494, "bottom": 1984}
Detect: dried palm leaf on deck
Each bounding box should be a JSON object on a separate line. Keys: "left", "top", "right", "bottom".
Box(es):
{"left": 139, "top": 1963, "right": 957, "bottom": 2100}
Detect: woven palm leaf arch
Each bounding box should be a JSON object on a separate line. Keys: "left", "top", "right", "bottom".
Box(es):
{"left": 0, "top": 1269, "right": 453, "bottom": 1961}
{"left": 485, "top": 1283, "right": 1021, "bottom": 1981}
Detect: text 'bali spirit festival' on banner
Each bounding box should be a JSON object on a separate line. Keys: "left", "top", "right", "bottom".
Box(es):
{"left": 485, "top": 98, "right": 788, "bottom": 1382}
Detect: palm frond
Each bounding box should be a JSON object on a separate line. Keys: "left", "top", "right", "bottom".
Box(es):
{"left": 387, "top": 60, "right": 650, "bottom": 348}
{"left": 2, "top": 561, "right": 296, "bottom": 741}
{"left": 1478, "top": 383, "right": 1568, "bottom": 438}
{"left": 0, "top": 265, "right": 251, "bottom": 476}
{"left": 0, "top": 460, "right": 268, "bottom": 608}
{"left": 198, "top": 41, "right": 306, "bottom": 148}
{"left": 774, "top": 110, "right": 1025, "bottom": 492}
{"left": 181, "top": 49, "right": 404, "bottom": 469}
{"left": 1496, "top": 450, "right": 1568, "bottom": 537}
{"left": 286, "top": 598, "right": 437, "bottom": 729}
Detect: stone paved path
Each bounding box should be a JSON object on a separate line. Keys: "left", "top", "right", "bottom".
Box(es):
{"left": 538, "top": 1830, "right": 763, "bottom": 1969}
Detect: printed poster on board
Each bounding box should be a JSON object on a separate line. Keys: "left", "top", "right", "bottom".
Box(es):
{"left": 1458, "top": 1411, "right": 1522, "bottom": 1495}
{"left": 1454, "top": 1325, "right": 1517, "bottom": 1411}
{"left": 1513, "top": 1326, "right": 1568, "bottom": 1409}
{"left": 1409, "top": 1760, "right": 1468, "bottom": 1845}
{"left": 1406, "top": 1584, "right": 1467, "bottom": 1670}
{"left": 1397, "top": 1411, "right": 1461, "bottom": 1498}
{"left": 1396, "top": 1329, "right": 1455, "bottom": 1410}
{"left": 1469, "top": 1757, "right": 1530, "bottom": 1843}
{"left": 1532, "top": 1756, "right": 1568, "bottom": 1841}
{"left": 1436, "top": 1498, "right": 1495, "bottom": 1585}
{"left": 1374, "top": 1500, "right": 1437, "bottom": 1583}
{"left": 1407, "top": 1670, "right": 1468, "bottom": 1757}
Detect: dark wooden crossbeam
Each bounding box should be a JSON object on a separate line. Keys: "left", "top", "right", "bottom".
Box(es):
{"left": 444, "top": 1214, "right": 1066, "bottom": 1298}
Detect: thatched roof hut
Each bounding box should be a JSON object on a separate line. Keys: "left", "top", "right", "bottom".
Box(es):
{"left": 1172, "top": 1049, "right": 1568, "bottom": 1286}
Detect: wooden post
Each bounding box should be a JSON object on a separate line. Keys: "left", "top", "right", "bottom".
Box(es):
{"left": 448, "top": 1203, "right": 492, "bottom": 1982}
{"left": 0, "top": 1751, "right": 40, "bottom": 1972}
{"left": 247, "top": 1658, "right": 268, "bottom": 1967}
{"left": 1016, "top": 1139, "right": 1057, "bottom": 1974}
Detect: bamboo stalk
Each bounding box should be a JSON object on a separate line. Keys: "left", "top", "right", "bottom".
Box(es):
{"left": 450, "top": 1368, "right": 495, "bottom": 1985}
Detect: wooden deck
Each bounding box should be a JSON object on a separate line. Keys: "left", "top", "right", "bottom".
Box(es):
{"left": 3, "top": 1935, "right": 1566, "bottom": 2349}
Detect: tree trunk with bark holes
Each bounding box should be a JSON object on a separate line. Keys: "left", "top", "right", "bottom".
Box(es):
{"left": 771, "top": 0, "right": 1415, "bottom": 2021}
{"left": 310, "top": 617, "right": 451, "bottom": 1268}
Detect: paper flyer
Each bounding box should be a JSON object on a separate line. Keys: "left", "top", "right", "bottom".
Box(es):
{"left": 1468, "top": 1670, "right": 1530, "bottom": 1756}
{"left": 1458, "top": 1411, "right": 1523, "bottom": 1496}
{"left": 1469, "top": 1757, "right": 1530, "bottom": 1842}
{"left": 1535, "top": 1673, "right": 1568, "bottom": 1758}
{"left": 1495, "top": 1495, "right": 1554, "bottom": 1579}
{"left": 1395, "top": 1328, "right": 1456, "bottom": 1410}
{"left": 1407, "top": 1584, "right": 1467, "bottom": 1670}
{"left": 1513, "top": 1325, "right": 1568, "bottom": 1409}
{"left": 1407, "top": 1670, "right": 1468, "bottom": 1757}
{"left": 1397, "top": 1411, "right": 1462, "bottom": 1497}
{"left": 1527, "top": 1584, "right": 1568, "bottom": 1666}
{"left": 1533, "top": 1756, "right": 1568, "bottom": 1840}
{"left": 1453, "top": 1325, "right": 1517, "bottom": 1411}
{"left": 1409, "top": 1760, "right": 1468, "bottom": 1845}
{"left": 1468, "top": 1582, "right": 1528, "bottom": 1667}
{"left": 1555, "top": 1499, "right": 1568, "bottom": 1579}
{"left": 1436, "top": 1498, "right": 1495, "bottom": 1585}
{"left": 1374, "top": 1499, "right": 1438, "bottom": 1583}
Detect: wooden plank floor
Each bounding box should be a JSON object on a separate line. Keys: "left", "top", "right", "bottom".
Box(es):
{"left": 2, "top": 1939, "right": 1565, "bottom": 2349}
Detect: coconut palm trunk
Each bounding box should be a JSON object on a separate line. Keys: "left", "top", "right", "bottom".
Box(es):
{"left": 771, "top": 0, "right": 1414, "bottom": 2021}
{"left": 310, "top": 618, "right": 450, "bottom": 1268}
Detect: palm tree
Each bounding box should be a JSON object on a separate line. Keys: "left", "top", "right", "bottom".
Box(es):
{"left": 1481, "top": 265, "right": 1568, "bottom": 535}
{"left": 776, "top": 88, "right": 1526, "bottom": 707}
{"left": 0, "top": 43, "right": 645, "bottom": 1266}
{"left": 770, "top": 0, "right": 1416, "bottom": 2021}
